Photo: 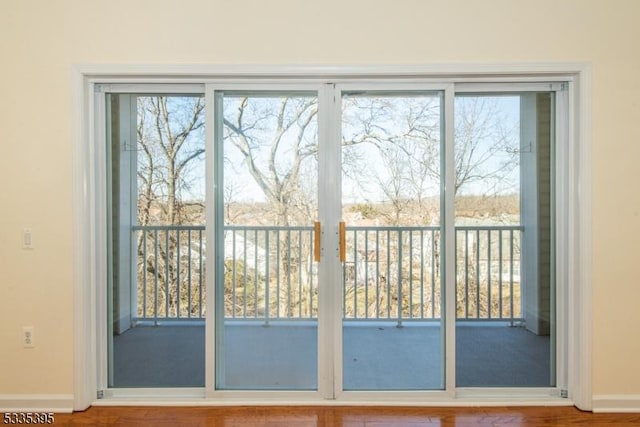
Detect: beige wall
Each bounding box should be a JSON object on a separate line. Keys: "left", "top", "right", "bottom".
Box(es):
{"left": 1, "top": 0, "right": 639, "bottom": 399}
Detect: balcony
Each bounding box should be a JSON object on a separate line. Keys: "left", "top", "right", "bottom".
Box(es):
{"left": 111, "top": 224, "right": 551, "bottom": 389}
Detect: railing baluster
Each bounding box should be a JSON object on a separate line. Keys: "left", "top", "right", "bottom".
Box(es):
{"left": 409, "top": 230, "right": 413, "bottom": 319}
{"left": 431, "top": 229, "right": 436, "bottom": 319}
{"left": 420, "top": 229, "right": 424, "bottom": 319}
{"left": 375, "top": 229, "right": 380, "bottom": 319}
{"left": 165, "top": 229, "right": 170, "bottom": 319}
{"left": 177, "top": 230, "right": 181, "bottom": 318}
{"left": 265, "top": 230, "right": 270, "bottom": 324}
{"left": 499, "top": 229, "right": 504, "bottom": 319}
{"left": 240, "top": 229, "right": 245, "bottom": 317}
{"left": 487, "top": 230, "right": 492, "bottom": 319}
{"left": 187, "top": 229, "right": 192, "bottom": 318}
{"left": 154, "top": 229, "right": 159, "bottom": 325}
{"left": 254, "top": 229, "right": 259, "bottom": 319}
{"left": 199, "top": 229, "right": 203, "bottom": 318}
{"left": 510, "top": 229, "right": 515, "bottom": 325}
{"left": 309, "top": 229, "right": 314, "bottom": 318}
{"left": 142, "top": 229, "right": 147, "bottom": 320}
{"left": 364, "top": 229, "right": 369, "bottom": 319}
{"left": 387, "top": 229, "right": 391, "bottom": 319}
{"left": 232, "top": 229, "right": 236, "bottom": 318}
{"left": 456, "top": 229, "right": 460, "bottom": 320}
{"left": 397, "top": 229, "right": 403, "bottom": 325}
{"left": 276, "top": 229, "right": 281, "bottom": 319}
{"left": 476, "top": 229, "right": 480, "bottom": 319}
{"left": 464, "top": 229, "right": 469, "bottom": 319}
{"left": 353, "top": 229, "right": 358, "bottom": 318}
{"left": 287, "top": 229, "right": 292, "bottom": 318}
{"left": 298, "top": 229, "right": 302, "bottom": 318}
{"left": 342, "top": 233, "right": 348, "bottom": 319}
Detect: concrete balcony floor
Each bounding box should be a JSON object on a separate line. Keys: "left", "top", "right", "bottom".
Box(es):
{"left": 112, "top": 321, "right": 552, "bottom": 389}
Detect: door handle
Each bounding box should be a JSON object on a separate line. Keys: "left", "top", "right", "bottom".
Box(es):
{"left": 339, "top": 221, "right": 346, "bottom": 262}
{"left": 314, "top": 221, "right": 321, "bottom": 262}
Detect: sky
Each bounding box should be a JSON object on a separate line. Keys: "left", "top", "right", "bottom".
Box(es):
{"left": 137, "top": 93, "right": 523, "bottom": 214}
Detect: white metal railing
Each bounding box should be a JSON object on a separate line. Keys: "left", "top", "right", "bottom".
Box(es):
{"left": 455, "top": 226, "right": 523, "bottom": 322}
{"left": 343, "top": 226, "right": 441, "bottom": 321}
{"left": 132, "top": 224, "right": 522, "bottom": 323}
{"left": 133, "top": 225, "right": 206, "bottom": 323}
{"left": 222, "top": 225, "right": 317, "bottom": 321}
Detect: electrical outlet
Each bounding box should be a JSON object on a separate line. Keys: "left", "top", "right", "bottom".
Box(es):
{"left": 23, "top": 326, "right": 35, "bottom": 348}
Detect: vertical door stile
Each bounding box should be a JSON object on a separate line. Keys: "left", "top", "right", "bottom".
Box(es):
{"left": 443, "top": 84, "right": 456, "bottom": 396}
{"left": 554, "top": 86, "right": 569, "bottom": 394}
{"left": 204, "top": 85, "right": 216, "bottom": 396}
{"left": 318, "top": 83, "right": 342, "bottom": 399}
{"left": 97, "top": 89, "right": 110, "bottom": 393}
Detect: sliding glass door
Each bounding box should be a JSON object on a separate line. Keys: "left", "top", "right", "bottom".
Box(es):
{"left": 454, "top": 92, "right": 556, "bottom": 388}
{"left": 340, "top": 90, "right": 445, "bottom": 390}
{"left": 106, "top": 93, "right": 206, "bottom": 388}
{"left": 214, "top": 91, "right": 320, "bottom": 390}
{"left": 104, "top": 82, "right": 561, "bottom": 398}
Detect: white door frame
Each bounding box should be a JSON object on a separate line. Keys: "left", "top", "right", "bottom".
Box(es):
{"left": 72, "top": 63, "right": 592, "bottom": 410}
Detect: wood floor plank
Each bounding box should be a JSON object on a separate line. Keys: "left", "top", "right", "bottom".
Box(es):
{"left": 49, "top": 405, "right": 640, "bottom": 427}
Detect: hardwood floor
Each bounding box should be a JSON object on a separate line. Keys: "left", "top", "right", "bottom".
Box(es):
{"left": 52, "top": 405, "right": 640, "bottom": 426}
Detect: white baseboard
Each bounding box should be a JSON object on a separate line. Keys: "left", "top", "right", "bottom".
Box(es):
{"left": 0, "top": 395, "right": 74, "bottom": 413}
{"left": 592, "top": 395, "right": 640, "bottom": 413}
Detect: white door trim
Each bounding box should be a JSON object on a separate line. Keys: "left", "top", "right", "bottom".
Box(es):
{"left": 73, "top": 63, "right": 592, "bottom": 410}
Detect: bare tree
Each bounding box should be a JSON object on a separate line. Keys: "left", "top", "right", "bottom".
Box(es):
{"left": 135, "top": 95, "right": 206, "bottom": 318}
{"left": 223, "top": 96, "right": 318, "bottom": 226}
{"left": 342, "top": 95, "right": 441, "bottom": 225}
{"left": 137, "top": 96, "right": 206, "bottom": 225}
{"left": 342, "top": 95, "right": 518, "bottom": 225}
{"left": 454, "top": 97, "right": 519, "bottom": 195}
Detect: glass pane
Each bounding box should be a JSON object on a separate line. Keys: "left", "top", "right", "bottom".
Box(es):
{"left": 216, "top": 92, "right": 319, "bottom": 390}
{"left": 341, "top": 91, "right": 444, "bottom": 390}
{"left": 108, "top": 94, "right": 206, "bottom": 387}
{"left": 454, "top": 94, "right": 555, "bottom": 387}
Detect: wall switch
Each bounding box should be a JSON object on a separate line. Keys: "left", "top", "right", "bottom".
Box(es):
{"left": 23, "top": 326, "right": 35, "bottom": 348}
{"left": 23, "top": 228, "right": 33, "bottom": 249}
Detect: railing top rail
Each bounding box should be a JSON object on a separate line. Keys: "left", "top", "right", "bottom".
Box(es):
{"left": 346, "top": 225, "right": 441, "bottom": 231}
{"left": 133, "top": 224, "right": 522, "bottom": 232}
{"left": 455, "top": 225, "right": 523, "bottom": 231}
{"left": 133, "top": 224, "right": 205, "bottom": 231}
{"left": 224, "top": 225, "right": 314, "bottom": 231}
